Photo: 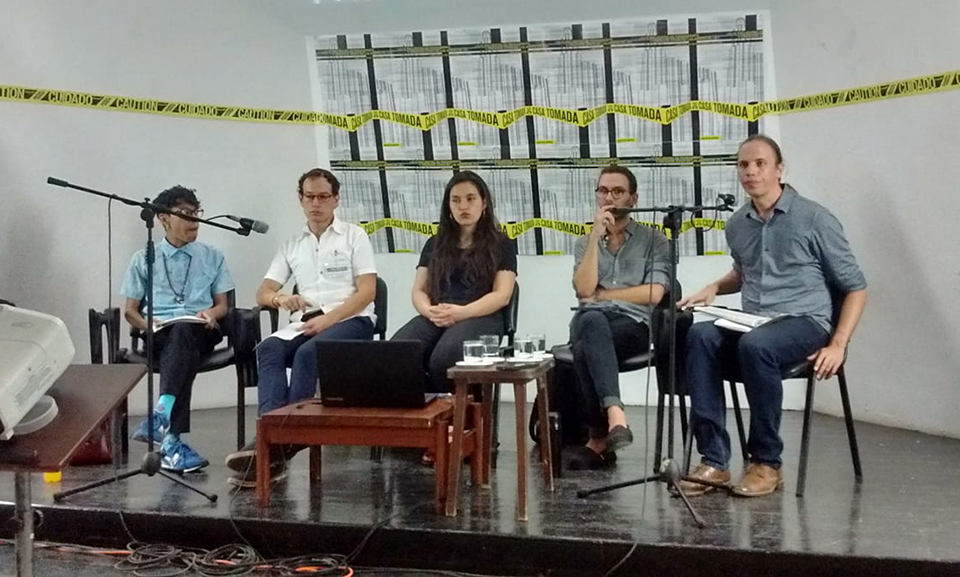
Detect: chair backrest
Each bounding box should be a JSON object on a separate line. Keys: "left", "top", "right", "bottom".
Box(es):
{"left": 373, "top": 276, "right": 387, "bottom": 339}
{"left": 503, "top": 282, "right": 520, "bottom": 344}
{"left": 651, "top": 279, "right": 682, "bottom": 342}
{"left": 89, "top": 307, "right": 122, "bottom": 364}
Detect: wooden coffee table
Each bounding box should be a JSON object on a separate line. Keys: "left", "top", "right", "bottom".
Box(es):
{"left": 255, "top": 397, "right": 481, "bottom": 510}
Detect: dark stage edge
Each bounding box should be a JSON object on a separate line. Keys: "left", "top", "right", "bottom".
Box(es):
{"left": 3, "top": 405, "right": 960, "bottom": 577}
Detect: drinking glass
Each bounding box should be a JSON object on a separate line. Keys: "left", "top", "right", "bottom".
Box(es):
{"left": 462, "top": 340, "right": 484, "bottom": 363}
{"left": 514, "top": 338, "right": 534, "bottom": 359}
{"left": 480, "top": 334, "right": 500, "bottom": 358}
{"left": 529, "top": 333, "right": 546, "bottom": 356}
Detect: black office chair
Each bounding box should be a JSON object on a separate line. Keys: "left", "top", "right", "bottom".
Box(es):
{"left": 529, "top": 282, "right": 688, "bottom": 474}
{"left": 90, "top": 289, "right": 260, "bottom": 451}
{"left": 684, "top": 290, "right": 862, "bottom": 497}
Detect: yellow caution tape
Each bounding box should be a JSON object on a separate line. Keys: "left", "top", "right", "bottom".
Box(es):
{"left": 2, "top": 69, "right": 958, "bottom": 130}
{"left": 357, "top": 217, "right": 726, "bottom": 240}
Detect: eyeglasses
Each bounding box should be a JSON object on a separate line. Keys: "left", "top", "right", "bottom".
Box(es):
{"left": 595, "top": 187, "right": 630, "bottom": 200}
{"left": 173, "top": 208, "right": 204, "bottom": 218}
{"left": 301, "top": 193, "right": 337, "bottom": 204}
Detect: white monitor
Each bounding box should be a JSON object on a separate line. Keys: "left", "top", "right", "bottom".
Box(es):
{"left": 0, "top": 305, "right": 74, "bottom": 440}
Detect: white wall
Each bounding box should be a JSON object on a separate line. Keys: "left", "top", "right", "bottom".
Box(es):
{"left": 0, "top": 0, "right": 320, "bottom": 417}
{"left": 2, "top": 0, "right": 959, "bottom": 437}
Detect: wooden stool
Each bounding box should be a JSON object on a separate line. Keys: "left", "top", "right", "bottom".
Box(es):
{"left": 255, "top": 397, "right": 482, "bottom": 510}
{"left": 446, "top": 358, "right": 555, "bottom": 520}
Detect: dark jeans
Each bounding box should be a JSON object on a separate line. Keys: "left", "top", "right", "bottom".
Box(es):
{"left": 256, "top": 316, "right": 374, "bottom": 416}
{"left": 569, "top": 309, "right": 649, "bottom": 439}
{"left": 153, "top": 322, "right": 222, "bottom": 435}
{"left": 686, "top": 317, "right": 830, "bottom": 470}
{"left": 392, "top": 313, "right": 504, "bottom": 393}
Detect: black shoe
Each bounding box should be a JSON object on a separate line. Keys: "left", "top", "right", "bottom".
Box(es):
{"left": 228, "top": 461, "right": 288, "bottom": 489}
{"left": 605, "top": 425, "right": 633, "bottom": 452}
{"left": 225, "top": 439, "right": 296, "bottom": 474}
{"left": 225, "top": 440, "right": 257, "bottom": 474}
{"left": 567, "top": 446, "right": 618, "bottom": 471}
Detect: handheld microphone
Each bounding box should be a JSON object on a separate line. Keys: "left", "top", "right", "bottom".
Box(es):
{"left": 224, "top": 215, "right": 269, "bottom": 234}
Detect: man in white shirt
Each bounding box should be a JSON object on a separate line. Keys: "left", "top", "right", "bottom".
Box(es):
{"left": 225, "top": 168, "right": 377, "bottom": 486}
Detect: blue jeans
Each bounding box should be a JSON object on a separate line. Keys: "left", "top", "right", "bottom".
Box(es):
{"left": 256, "top": 316, "right": 374, "bottom": 416}
{"left": 685, "top": 317, "right": 829, "bottom": 470}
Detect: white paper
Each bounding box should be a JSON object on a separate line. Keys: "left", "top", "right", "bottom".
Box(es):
{"left": 713, "top": 318, "right": 752, "bottom": 333}
{"left": 264, "top": 322, "right": 306, "bottom": 341}
{"left": 694, "top": 306, "right": 776, "bottom": 329}
{"left": 155, "top": 315, "right": 207, "bottom": 331}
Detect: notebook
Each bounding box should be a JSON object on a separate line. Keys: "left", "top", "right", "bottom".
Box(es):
{"left": 318, "top": 340, "right": 438, "bottom": 408}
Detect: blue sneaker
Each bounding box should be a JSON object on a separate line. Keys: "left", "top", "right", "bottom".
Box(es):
{"left": 131, "top": 412, "right": 169, "bottom": 444}
{"left": 160, "top": 438, "right": 209, "bottom": 473}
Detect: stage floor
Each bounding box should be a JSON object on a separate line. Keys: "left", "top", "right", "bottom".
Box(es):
{"left": 2, "top": 403, "right": 959, "bottom": 576}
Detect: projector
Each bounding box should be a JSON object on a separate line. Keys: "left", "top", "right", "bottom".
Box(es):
{"left": 0, "top": 305, "right": 75, "bottom": 440}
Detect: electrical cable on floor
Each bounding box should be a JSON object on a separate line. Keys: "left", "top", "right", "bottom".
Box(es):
{"left": 1, "top": 538, "right": 524, "bottom": 576}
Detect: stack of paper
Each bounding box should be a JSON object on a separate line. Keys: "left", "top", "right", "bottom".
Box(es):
{"left": 693, "top": 306, "right": 781, "bottom": 333}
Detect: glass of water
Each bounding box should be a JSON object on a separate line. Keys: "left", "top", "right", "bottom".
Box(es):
{"left": 514, "top": 338, "right": 534, "bottom": 359}
{"left": 462, "top": 340, "right": 484, "bottom": 363}
{"left": 529, "top": 333, "right": 546, "bottom": 356}
{"left": 480, "top": 334, "right": 500, "bottom": 358}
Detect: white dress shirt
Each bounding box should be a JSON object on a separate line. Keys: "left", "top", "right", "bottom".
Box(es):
{"left": 264, "top": 216, "right": 377, "bottom": 323}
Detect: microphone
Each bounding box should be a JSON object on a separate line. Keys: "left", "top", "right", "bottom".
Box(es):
{"left": 717, "top": 194, "right": 736, "bottom": 208}
{"left": 224, "top": 215, "right": 269, "bottom": 234}
{"left": 47, "top": 177, "right": 70, "bottom": 187}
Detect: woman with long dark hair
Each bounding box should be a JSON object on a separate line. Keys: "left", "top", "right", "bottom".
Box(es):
{"left": 393, "top": 170, "right": 517, "bottom": 397}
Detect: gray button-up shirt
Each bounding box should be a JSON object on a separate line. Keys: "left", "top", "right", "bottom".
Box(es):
{"left": 573, "top": 220, "right": 671, "bottom": 327}
{"left": 726, "top": 184, "right": 867, "bottom": 334}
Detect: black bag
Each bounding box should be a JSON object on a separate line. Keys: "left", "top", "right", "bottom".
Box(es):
{"left": 529, "top": 349, "right": 588, "bottom": 446}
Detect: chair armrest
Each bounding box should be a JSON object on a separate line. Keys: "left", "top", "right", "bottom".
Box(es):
{"left": 267, "top": 306, "right": 280, "bottom": 333}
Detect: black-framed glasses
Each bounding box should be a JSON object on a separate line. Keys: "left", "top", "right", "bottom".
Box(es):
{"left": 173, "top": 207, "right": 204, "bottom": 218}
{"left": 595, "top": 187, "right": 629, "bottom": 200}
{"left": 301, "top": 193, "right": 337, "bottom": 204}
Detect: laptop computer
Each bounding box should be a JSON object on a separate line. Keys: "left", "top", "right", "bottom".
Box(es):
{"left": 318, "top": 340, "right": 439, "bottom": 408}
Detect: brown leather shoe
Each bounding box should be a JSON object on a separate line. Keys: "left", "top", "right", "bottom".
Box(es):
{"left": 732, "top": 462, "right": 784, "bottom": 497}
{"left": 675, "top": 463, "right": 731, "bottom": 497}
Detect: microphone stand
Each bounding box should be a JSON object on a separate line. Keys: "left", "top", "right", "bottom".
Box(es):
{"left": 575, "top": 198, "right": 735, "bottom": 528}
{"left": 46, "top": 177, "right": 249, "bottom": 503}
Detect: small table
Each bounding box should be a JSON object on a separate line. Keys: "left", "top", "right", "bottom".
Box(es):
{"left": 446, "top": 357, "right": 555, "bottom": 520}
{"left": 255, "top": 397, "right": 482, "bottom": 510}
{"left": 0, "top": 364, "right": 147, "bottom": 577}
